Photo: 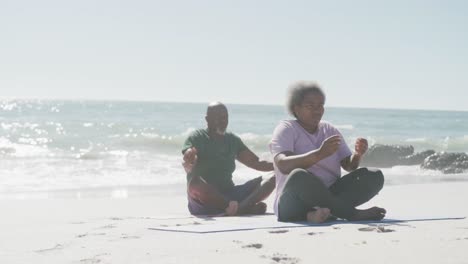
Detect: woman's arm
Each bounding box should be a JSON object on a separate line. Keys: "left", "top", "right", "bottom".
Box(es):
{"left": 340, "top": 137, "right": 368, "bottom": 172}
{"left": 274, "top": 135, "right": 342, "bottom": 175}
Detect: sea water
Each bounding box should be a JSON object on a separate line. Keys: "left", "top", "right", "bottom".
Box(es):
{"left": 1, "top": 100, "right": 467, "bottom": 198}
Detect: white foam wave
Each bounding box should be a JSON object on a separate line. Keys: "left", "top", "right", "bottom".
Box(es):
{"left": 0, "top": 101, "right": 18, "bottom": 111}
{"left": 0, "top": 137, "right": 50, "bottom": 157}
{"left": 181, "top": 127, "right": 196, "bottom": 137}
{"left": 335, "top": 124, "right": 354, "bottom": 130}
{"left": 235, "top": 163, "right": 468, "bottom": 188}
{"left": 405, "top": 137, "right": 428, "bottom": 143}
{"left": 108, "top": 150, "right": 129, "bottom": 157}
{"left": 1, "top": 147, "right": 467, "bottom": 196}
{"left": 380, "top": 165, "right": 468, "bottom": 185}
{"left": 366, "top": 136, "right": 468, "bottom": 153}
{"left": 0, "top": 152, "right": 186, "bottom": 194}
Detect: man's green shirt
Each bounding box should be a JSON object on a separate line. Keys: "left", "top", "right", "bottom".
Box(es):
{"left": 182, "top": 129, "right": 247, "bottom": 192}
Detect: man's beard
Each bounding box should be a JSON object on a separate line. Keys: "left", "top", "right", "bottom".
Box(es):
{"left": 215, "top": 128, "right": 226, "bottom": 136}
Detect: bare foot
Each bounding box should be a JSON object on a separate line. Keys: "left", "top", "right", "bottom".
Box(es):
{"left": 349, "top": 207, "right": 386, "bottom": 221}
{"left": 224, "top": 201, "right": 239, "bottom": 216}
{"left": 306, "top": 207, "right": 331, "bottom": 223}
{"left": 246, "top": 202, "right": 267, "bottom": 215}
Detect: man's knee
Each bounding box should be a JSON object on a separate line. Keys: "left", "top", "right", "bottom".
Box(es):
{"left": 262, "top": 173, "right": 276, "bottom": 189}
{"left": 188, "top": 176, "right": 210, "bottom": 199}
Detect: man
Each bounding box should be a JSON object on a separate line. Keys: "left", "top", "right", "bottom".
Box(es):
{"left": 182, "top": 102, "right": 275, "bottom": 216}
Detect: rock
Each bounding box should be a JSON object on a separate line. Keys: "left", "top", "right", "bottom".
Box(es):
{"left": 400, "top": 150, "right": 436, "bottom": 165}
{"left": 421, "top": 152, "right": 468, "bottom": 174}
{"left": 361, "top": 144, "right": 468, "bottom": 174}
{"left": 361, "top": 144, "right": 433, "bottom": 168}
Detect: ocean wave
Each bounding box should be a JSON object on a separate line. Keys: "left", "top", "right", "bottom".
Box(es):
{"left": 364, "top": 136, "right": 468, "bottom": 153}
{"left": 3, "top": 100, "right": 468, "bottom": 196}
{"left": 380, "top": 165, "right": 468, "bottom": 185}
{"left": 113, "top": 131, "right": 273, "bottom": 153}
{"left": 112, "top": 133, "right": 468, "bottom": 154}
{"left": 0, "top": 137, "right": 50, "bottom": 158}
{"left": 0, "top": 101, "right": 19, "bottom": 112}
{"left": 335, "top": 124, "right": 354, "bottom": 130}
{"left": 3, "top": 129, "right": 468, "bottom": 161}
{"left": 237, "top": 133, "right": 272, "bottom": 152}
{"left": 0, "top": 152, "right": 186, "bottom": 193}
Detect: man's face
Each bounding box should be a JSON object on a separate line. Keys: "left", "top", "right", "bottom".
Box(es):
{"left": 293, "top": 92, "right": 325, "bottom": 129}
{"left": 206, "top": 106, "right": 229, "bottom": 135}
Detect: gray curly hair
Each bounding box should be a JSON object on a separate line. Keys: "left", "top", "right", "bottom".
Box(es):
{"left": 287, "top": 81, "right": 326, "bottom": 117}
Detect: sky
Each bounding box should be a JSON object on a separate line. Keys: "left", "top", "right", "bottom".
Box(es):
{"left": 1, "top": 0, "right": 467, "bottom": 111}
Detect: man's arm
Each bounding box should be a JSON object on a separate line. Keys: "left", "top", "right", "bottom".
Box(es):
{"left": 274, "top": 135, "right": 342, "bottom": 175}
{"left": 236, "top": 148, "right": 274, "bottom": 171}
{"left": 340, "top": 137, "right": 368, "bottom": 172}
{"left": 182, "top": 147, "right": 198, "bottom": 174}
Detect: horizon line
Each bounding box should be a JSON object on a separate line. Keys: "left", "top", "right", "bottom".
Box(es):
{"left": 1, "top": 96, "right": 467, "bottom": 113}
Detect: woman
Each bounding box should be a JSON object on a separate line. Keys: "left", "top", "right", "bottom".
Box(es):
{"left": 269, "top": 81, "right": 386, "bottom": 223}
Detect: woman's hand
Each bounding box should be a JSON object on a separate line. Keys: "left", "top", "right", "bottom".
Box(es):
{"left": 318, "top": 135, "right": 341, "bottom": 159}
{"left": 354, "top": 138, "right": 368, "bottom": 157}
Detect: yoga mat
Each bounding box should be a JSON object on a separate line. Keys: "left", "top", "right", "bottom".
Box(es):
{"left": 148, "top": 214, "right": 466, "bottom": 234}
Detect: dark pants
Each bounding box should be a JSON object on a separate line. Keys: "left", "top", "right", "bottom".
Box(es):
{"left": 278, "top": 168, "right": 384, "bottom": 222}
{"left": 188, "top": 176, "right": 263, "bottom": 215}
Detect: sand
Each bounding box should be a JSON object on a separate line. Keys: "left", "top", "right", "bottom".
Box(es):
{"left": 1, "top": 182, "right": 468, "bottom": 264}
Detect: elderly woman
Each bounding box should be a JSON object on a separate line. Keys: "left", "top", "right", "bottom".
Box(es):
{"left": 269, "top": 81, "right": 386, "bottom": 223}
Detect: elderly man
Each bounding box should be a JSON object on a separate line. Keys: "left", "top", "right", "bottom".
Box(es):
{"left": 182, "top": 102, "right": 275, "bottom": 216}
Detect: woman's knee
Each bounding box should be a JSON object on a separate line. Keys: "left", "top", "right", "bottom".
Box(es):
{"left": 285, "top": 169, "right": 323, "bottom": 191}
{"left": 370, "top": 168, "right": 384, "bottom": 189}
{"left": 360, "top": 167, "right": 384, "bottom": 191}
{"left": 288, "top": 168, "right": 313, "bottom": 183}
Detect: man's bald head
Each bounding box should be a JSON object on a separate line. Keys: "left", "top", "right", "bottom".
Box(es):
{"left": 205, "top": 102, "right": 229, "bottom": 136}
{"left": 206, "top": 102, "right": 227, "bottom": 115}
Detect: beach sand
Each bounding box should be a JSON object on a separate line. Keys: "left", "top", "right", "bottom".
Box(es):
{"left": 1, "top": 182, "right": 468, "bottom": 264}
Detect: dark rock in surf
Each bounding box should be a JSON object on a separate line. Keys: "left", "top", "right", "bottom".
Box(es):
{"left": 421, "top": 152, "right": 468, "bottom": 174}
{"left": 401, "top": 150, "right": 436, "bottom": 165}
{"left": 361, "top": 144, "right": 434, "bottom": 168}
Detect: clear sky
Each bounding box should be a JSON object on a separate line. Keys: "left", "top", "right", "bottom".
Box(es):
{"left": 1, "top": 0, "right": 467, "bottom": 111}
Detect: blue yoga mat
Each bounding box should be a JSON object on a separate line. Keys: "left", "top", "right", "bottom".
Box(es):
{"left": 148, "top": 214, "right": 466, "bottom": 234}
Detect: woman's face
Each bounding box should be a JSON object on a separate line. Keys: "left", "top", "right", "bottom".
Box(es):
{"left": 293, "top": 92, "right": 325, "bottom": 131}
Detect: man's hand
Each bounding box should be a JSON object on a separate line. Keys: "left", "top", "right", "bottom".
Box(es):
{"left": 237, "top": 148, "right": 274, "bottom": 172}
{"left": 354, "top": 138, "right": 368, "bottom": 157}
{"left": 183, "top": 147, "right": 198, "bottom": 174}
{"left": 318, "top": 135, "right": 341, "bottom": 159}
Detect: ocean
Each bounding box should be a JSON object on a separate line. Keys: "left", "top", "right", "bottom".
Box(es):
{"left": 1, "top": 100, "right": 468, "bottom": 198}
